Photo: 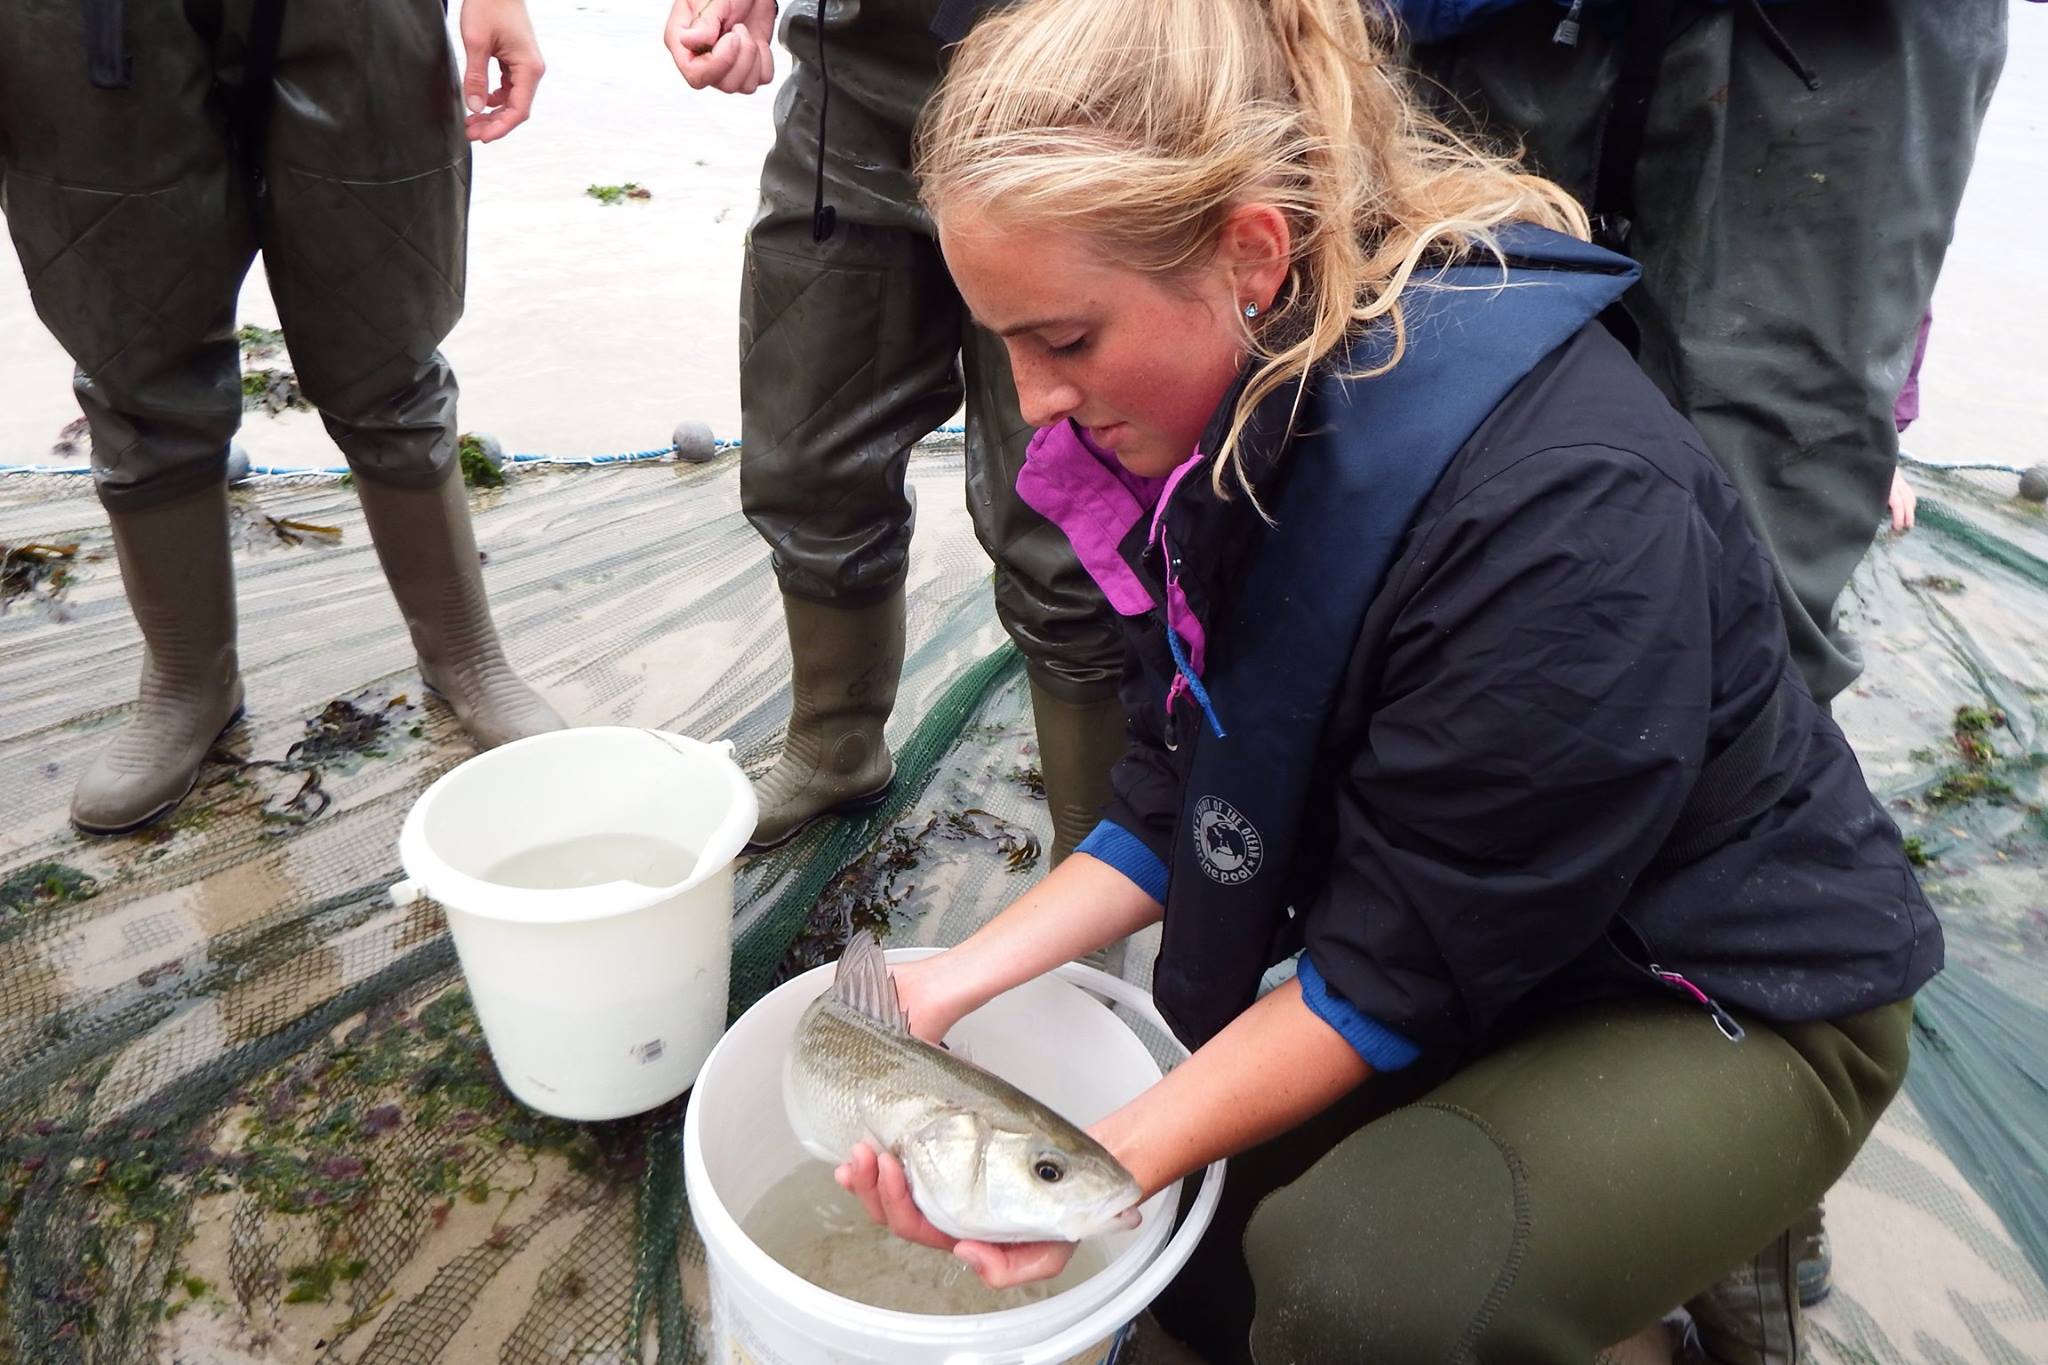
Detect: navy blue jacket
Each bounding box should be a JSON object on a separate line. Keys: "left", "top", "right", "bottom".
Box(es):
{"left": 1055, "top": 289, "right": 1939, "bottom": 1062}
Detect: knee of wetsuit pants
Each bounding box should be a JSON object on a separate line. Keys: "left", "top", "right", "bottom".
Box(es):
{"left": 1244, "top": 1104, "right": 1530, "bottom": 1363}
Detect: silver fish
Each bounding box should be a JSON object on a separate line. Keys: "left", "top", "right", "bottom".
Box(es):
{"left": 782, "top": 933, "right": 1143, "bottom": 1244}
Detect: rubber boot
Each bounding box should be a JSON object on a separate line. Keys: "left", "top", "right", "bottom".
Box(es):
{"left": 71, "top": 482, "right": 245, "bottom": 835}
{"left": 745, "top": 587, "right": 904, "bottom": 853}
{"left": 1027, "top": 676, "right": 1126, "bottom": 867}
{"left": 1682, "top": 1229, "right": 1802, "bottom": 1365}
{"left": 1028, "top": 676, "right": 1130, "bottom": 974}
{"left": 353, "top": 470, "right": 564, "bottom": 749}
{"left": 1792, "top": 1202, "right": 1832, "bottom": 1307}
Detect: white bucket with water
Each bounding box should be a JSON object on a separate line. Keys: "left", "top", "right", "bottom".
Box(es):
{"left": 393, "top": 726, "right": 757, "bottom": 1121}
{"left": 684, "top": 947, "right": 1225, "bottom": 1365}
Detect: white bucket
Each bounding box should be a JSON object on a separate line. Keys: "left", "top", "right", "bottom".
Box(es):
{"left": 393, "top": 726, "right": 757, "bottom": 1121}
{"left": 684, "top": 947, "right": 1225, "bottom": 1365}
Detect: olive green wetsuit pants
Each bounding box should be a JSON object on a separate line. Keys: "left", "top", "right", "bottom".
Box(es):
{"left": 739, "top": 0, "right": 1124, "bottom": 701}
{"left": 0, "top": 0, "right": 470, "bottom": 511}
{"left": 1416, "top": 0, "right": 2007, "bottom": 705}
{"left": 1149, "top": 997, "right": 1912, "bottom": 1364}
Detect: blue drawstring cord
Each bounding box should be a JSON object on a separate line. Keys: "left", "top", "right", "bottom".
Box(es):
{"left": 1163, "top": 618, "right": 1226, "bottom": 739}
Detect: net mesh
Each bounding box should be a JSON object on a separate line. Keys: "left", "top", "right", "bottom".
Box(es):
{"left": 0, "top": 453, "right": 2042, "bottom": 1363}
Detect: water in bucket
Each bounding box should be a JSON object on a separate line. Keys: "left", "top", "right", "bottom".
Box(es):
{"left": 485, "top": 833, "right": 700, "bottom": 891}
{"left": 740, "top": 1162, "right": 1112, "bottom": 1315}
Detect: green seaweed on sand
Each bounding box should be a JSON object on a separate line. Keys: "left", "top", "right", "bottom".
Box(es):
{"left": 0, "top": 862, "right": 99, "bottom": 920}
{"left": 457, "top": 433, "right": 505, "bottom": 489}
{"left": 236, "top": 324, "right": 286, "bottom": 360}
{"left": 241, "top": 368, "right": 310, "bottom": 415}
{"left": 584, "top": 182, "right": 652, "bottom": 206}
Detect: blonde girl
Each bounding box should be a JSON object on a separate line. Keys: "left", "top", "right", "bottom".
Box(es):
{"left": 831, "top": 2, "right": 1933, "bottom": 1359}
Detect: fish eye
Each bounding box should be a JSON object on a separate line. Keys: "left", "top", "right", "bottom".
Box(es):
{"left": 1033, "top": 1157, "right": 1065, "bottom": 1183}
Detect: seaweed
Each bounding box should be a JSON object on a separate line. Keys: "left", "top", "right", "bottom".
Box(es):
{"left": 457, "top": 433, "right": 505, "bottom": 490}
{"left": 771, "top": 807, "right": 1044, "bottom": 985}
{"left": 284, "top": 695, "right": 415, "bottom": 769}
{"left": 0, "top": 862, "right": 99, "bottom": 920}
{"left": 0, "top": 541, "right": 80, "bottom": 614}
{"left": 584, "top": 182, "right": 652, "bottom": 206}
{"left": 49, "top": 415, "right": 89, "bottom": 460}
{"left": 236, "top": 324, "right": 287, "bottom": 360}
{"left": 263, "top": 516, "right": 343, "bottom": 548}
{"left": 241, "top": 368, "right": 310, "bottom": 416}
{"left": 1010, "top": 762, "right": 1046, "bottom": 799}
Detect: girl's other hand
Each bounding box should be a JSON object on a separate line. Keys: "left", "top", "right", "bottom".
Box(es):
{"left": 888, "top": 952, "right": 977, "bottom": 1047}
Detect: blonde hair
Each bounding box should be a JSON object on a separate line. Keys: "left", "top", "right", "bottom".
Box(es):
{"left": 916, "top": 0, "right": 1589, "bottom": 502}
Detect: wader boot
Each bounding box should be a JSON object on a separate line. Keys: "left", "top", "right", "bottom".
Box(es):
{"left": 71, "top": 481, "right": 245, "bottom": 835}
{"left": 1793, "top": 1202, "right": 1832, "bottom": 1306}
{"left": 1029, "top": 676, "right": 1131, "bottom": 974}
{"left": 745, "top": 587, "right": 904, "bottom": 853}
{"left": 353, "top": 471, "right": 563, "bottom": 749}
{"left": 1027, "top": 676, "right": 1126, "bottom": 867}
{"left": 1682, "top": 1229, "right": 1803, "bottom": 1365}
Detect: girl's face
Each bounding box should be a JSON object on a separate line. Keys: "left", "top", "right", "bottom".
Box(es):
{"left": 940, "top": 206, "right": 1289, "bottom": 478}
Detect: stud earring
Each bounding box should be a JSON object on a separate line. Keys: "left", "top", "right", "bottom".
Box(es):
{"left": 1243, "top": 301, "right": 1259, "bottom": 319}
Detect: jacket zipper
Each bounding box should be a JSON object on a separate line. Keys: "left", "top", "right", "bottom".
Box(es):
{"left": 1608, "top": 919, "right": 1746, "bottom": 1042}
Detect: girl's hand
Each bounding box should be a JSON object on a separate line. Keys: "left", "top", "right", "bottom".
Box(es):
{"left": 888, "top": 952, "right": 979, "bottom": 1047}
{"left": 835, "top": 1142, "right": 1081, "bottom": 1290}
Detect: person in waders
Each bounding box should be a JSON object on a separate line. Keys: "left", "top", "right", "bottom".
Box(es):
{"left": 666, "top": 0, "right": 1129, "bottom": 873}
{"left": 823, "top": 2, "right": 1938, "bottom": 1361}
{"left": 1397, "top": 0, "right": 2005, "bottom": 1334}
{"left": 0, "top": 0, "right": 564, "bottom": 836}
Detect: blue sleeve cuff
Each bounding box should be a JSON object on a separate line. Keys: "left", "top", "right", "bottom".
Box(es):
{"left": 1075, "top": 819, "right": 1169, "bottom": 904}
{"left": 1297, "top": 957, "right": 1422, "bottom": 1072}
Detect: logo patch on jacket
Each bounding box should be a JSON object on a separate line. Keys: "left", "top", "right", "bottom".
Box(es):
{"left": 1193, "top": 796, "right": 1263, "bottom": 885}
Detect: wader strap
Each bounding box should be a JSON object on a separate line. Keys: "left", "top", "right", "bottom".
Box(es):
{"left": 1657, "top": 671, "right": 1811, "bottom": 869}
{"left": 811, "top": 4, "right": 834, "bottom": 241}
{"left": 1587, "top": 0, "right": 1679, "bottom": 252}
{"left": 235, "top": 0, "right": 289, "bottom": 195}
{"left": 85, "top": 0, "right": 133, "bottom": 89}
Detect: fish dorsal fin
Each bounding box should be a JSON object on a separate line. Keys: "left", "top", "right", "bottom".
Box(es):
{"left": 833, "top": 929, "right": 908, "bottom": 1033}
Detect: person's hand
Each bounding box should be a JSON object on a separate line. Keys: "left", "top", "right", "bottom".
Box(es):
{"left": 459, "top": 0, "right": 545, "bottom": 142}
{"left": 667, "top": 0, "right": 778, "bottom": 94}
{"left": 835, "top": 1142, "right": 1082, "bottom": 1290}
{"left": 888, "top": 952, "right": 981, "bottom": 1048}
{"left": 1889, "top": 468, "right": 1918, "bottom": 533}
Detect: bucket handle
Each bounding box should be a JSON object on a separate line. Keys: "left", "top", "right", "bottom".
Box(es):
{"left": 942, "top": 960, "right": 1228, "bottom": 1365}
